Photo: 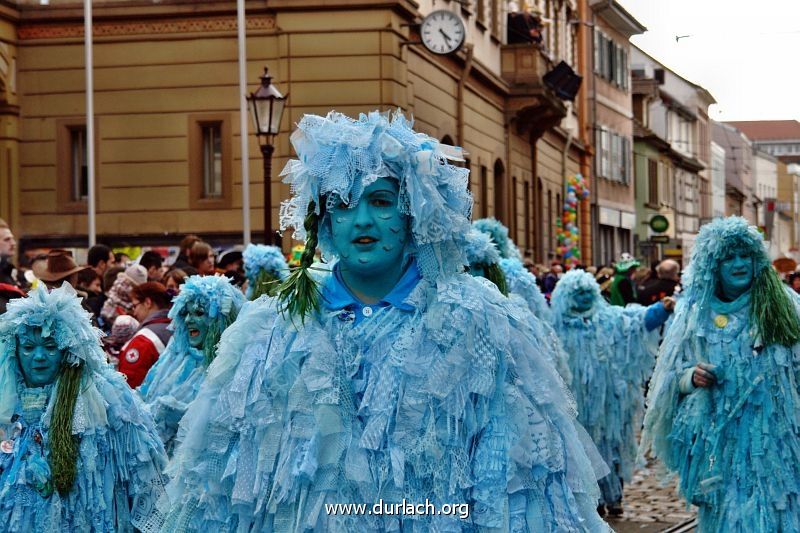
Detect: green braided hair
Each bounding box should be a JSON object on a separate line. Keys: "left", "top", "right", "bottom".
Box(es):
{"left": 277, "top": 201, "right": 322, "bottom": 324}
{"left": 751, "top": 266, "right": 800, "bottom": 347}
{"left": 480, "top": 263, "right": 509, "bottom": 296}
{"left": 249, "top": 270, "right": 281, "bottom": 301}
{"left": 201, "top": 305, "right": 240, "bottom": 367}
{"left": 50, "top": 363, "right": 83, "bottom": 496}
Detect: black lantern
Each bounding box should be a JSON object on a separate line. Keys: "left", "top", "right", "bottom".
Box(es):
{"left": 247, "top": 67, "right": 287, "bottom": 245}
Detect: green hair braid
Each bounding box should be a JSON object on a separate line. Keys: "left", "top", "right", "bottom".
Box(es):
{"left": 481, "top": 263, "right": 509, "bottom": 296}
{"left": 250, "top": 270, "right": 281, "bottom": 300}
{"left": 277, "top": 201, "right": 322, "bottom": 324}
{"left": 201, "top": 307, "right": 240, "bottom": 367}
{"left": 751, "top": 266, "right": 800, "bottom": 347}
{"left": 50, "top": 364, "right": 83, "bottom": 496}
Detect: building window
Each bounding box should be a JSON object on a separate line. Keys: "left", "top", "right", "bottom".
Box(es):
{"left": 524, "top": 180, "right": 531, "bottom": 250}
{"left": 189, "top": 113, "right": 232, "bottom": 210}
{"left": 491, "top": 0, "right": 500, "bottom": 36}
{"left": 647, "top": 158, "right": 659, "bottom": 206}
{"left": 56, "top": 118, "right": 95, "bottom": 213}
{"left": 476, "top": 0, "right": 486, "bottom": 24}
{"left": 70, "top": 127, "right": 88, "bottom": 202}
{"left": 480, "top": 165, "right": 489, "bottom": 218}
{"left": 201, "top": 124, "right": 223, "bottom": 199}
{"left": 594, "top": 29, "right": 628, "bottom": 90}
{"left": 595, "top": 125, "right": 631, "bottom": 183}
{"left": 494, "top": 159, "right": 505, "bottom": 223}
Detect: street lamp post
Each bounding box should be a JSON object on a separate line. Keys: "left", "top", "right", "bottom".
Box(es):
{"left": 247, "top": 67, "right": 287, "bottom": 245}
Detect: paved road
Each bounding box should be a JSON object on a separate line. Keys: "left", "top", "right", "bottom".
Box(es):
{"left": 603, "top": 461, "right": 697, "bottom": 533}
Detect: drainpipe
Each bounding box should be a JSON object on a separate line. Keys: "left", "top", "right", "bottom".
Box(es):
{"left": 457, "top": 44, "right": 474, "bottom": 148}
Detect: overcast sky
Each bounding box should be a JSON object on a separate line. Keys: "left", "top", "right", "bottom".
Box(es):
{"left": 618, "top": 0, "right": 800, "bottom": 121}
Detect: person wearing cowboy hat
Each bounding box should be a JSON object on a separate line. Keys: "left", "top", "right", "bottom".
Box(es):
{"left": 36, "top": 249, "right": 91, "bottom": 290}
{"left": 609, "top": 252, "right": 641, "bottom": 307}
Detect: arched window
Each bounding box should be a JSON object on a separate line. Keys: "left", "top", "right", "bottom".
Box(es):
{"left": 524, "top": 180, "right": 531, "bottom": 250}
{"left": 493, "top": 159, "right": 506, "bottom": 223}
{"left": 480, "top": 165, "right": 489, "bottom": 218}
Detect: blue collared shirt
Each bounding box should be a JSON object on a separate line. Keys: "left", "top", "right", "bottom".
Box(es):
{"left": 322, "top": 259, "right": 421, "bottom": 325}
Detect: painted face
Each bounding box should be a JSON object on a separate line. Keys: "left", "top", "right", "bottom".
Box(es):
{"left": 469, "top": 265, "right": 486, "bottom": 278}
{"left": 330, "top": 177, "right": 409, "bottom": 278}
{"left": 718, "top": 251, "right": 754, "bottom": 299}
{"left": 571, "top": 287, "right": 596, "bottom": 313}
{"left": 183, "top": 300, "right": 209, "bottom": 349}
{"left": 17, "top": 327, "right": 63, "bottom": 388}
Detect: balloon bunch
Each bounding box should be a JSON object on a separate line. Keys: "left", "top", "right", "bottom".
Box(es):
{"left": 556, "top": 173, "right": 590, "bottom": 267}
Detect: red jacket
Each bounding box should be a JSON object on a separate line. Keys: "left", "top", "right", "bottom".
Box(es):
{"left": 118, "top": 309, "right": 172, "bottom": 388}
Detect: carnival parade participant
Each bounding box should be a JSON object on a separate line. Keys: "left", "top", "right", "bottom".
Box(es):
{"left": 640, "top": 216, "right": 800, "bottom": 532}
{"left": 473, "top": 217, "right": 551, "bottom": 321}
{"left": 242, "top": 243, "right": 289, "bottom": 300}
{"left": 465, "top": 228, "right": 572, "bottom": 385}
{"left": 139, "top": 275, "right": 245, "bottom": 455}
{"left": 0, "top": 284, "right": 167, "bottom": 531}
{"left": 550, "top": 269, "right": 673, "bottom": 517}
{"left": 152, "top": 111, "right": 610, "bottom": 532}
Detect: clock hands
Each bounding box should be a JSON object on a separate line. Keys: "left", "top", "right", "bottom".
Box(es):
{"left": 439, "top": 28, "right": 453, "bottom": 44}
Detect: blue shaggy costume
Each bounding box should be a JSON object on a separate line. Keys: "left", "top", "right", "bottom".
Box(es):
{"left": 640, "top": 216, "right": 800, "bottom": 532}
{"left": 139, "top": 275, "right": 245, "bottom": 455}
{"left": 550, "top": 270, "right": 667, "bottom": 509}
{"left": 0, "top": 285, "right": 167, "bottom": 531}
{"left": 151, "top": 111, "right": 610, "bottom": 532}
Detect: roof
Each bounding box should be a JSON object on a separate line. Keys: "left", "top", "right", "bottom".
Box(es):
{"left": 725, "top": 120, "right": 800, "bottom": 141}
{"left": 631, "top": 44, "right": 717, "bottom": 105}
{"left": 590, "top": 0, "right": 646, "bottom": 38}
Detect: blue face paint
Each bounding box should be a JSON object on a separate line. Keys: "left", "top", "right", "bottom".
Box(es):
{"left": 330, "top": 177, "right": 410, "bottom": 303}
{"left": 183, "top": 301, "right": 209, "bottom": 349}
{"left": 571, "top": 288, "right": 596, "bottom": 313}
{"left": 469, "top": 265, "right": 486, "bottom": 278}
{"left": 17, "top": 327, "right": 63, "bottom": 388}
{"left": 718, "top": 251, "right": 754, "bottom": 300}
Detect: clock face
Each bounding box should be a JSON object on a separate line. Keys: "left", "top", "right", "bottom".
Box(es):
{"left": 420, "top": 10, "right": 465, "bottom": 55}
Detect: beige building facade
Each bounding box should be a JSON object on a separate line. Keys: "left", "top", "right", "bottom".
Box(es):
{"left": 1, "top": 0, "right": 595, "bottom": 263}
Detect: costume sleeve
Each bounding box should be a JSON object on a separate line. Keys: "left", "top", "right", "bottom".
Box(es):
{"left": 639, "top": 299, "right": 699, "bottom": 467}
{"left": 118, "top": 334, "right": 159, "bottom": 388}
{"left": 644, "top": 301, "right": 670, "bottom": 331}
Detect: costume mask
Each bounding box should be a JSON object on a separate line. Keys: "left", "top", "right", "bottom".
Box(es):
{"left": 571, "top": 288, "right": 596, "bottom": 314}
{"left": 718, "top": 251, "right": 754, "bottom": 300}
{"left": 331, "top": 177, "right": 409, "bottom": 287}
{"left": 17, "top": 327, "right": 63, "bottom": 387}
{"left": 183, "top": 300, "right": 209, "bottom": 349}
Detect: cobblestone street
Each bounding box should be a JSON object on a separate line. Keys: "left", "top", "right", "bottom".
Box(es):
{"left": 604, "top": 461, "right": 697, "bottom": 532}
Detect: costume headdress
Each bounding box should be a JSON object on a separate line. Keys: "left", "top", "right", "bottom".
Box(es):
{"left": 472, "top": 217, "right": 522, "bottom": 260}
{"left": 550, "top": 269, "right": 603, "bottom": 317}
{"left": 242, "top": 244, "right": 288, "bottom": 300}
{"left": 277, "top": 110, "right": 472, "bottom": 320}
{"left": 682, "top": 216, "right": 799, "bottom": 347}
{"left": 168, "top": 275, "right": 245, "bottom": 366}
{"left": 0, "top": 284, "right": 106, "bottom": 494}
{"left": 464, "top": 229, "right": 508, "bottom": 295}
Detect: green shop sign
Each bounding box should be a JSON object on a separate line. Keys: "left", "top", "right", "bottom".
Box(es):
{"left": 649, "top": 215, "right": 669, "bottom": 233}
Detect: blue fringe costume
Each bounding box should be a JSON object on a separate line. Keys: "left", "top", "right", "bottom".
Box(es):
{"left": 0, "top": 285, "right": 167, "bottom": 531}
{"left": 465, "top": 229, "right": 572, "bottom": 386}
{"left": 152, "top": 111, "right": 610, "bottom": 532}
{"left": 139, "top": 275, "right": 245, "bottom": 455}
{"left": 243, "top": 244, "right": 289, "bottom": 300}
{"left": 472, "top": 218, "right": 551, "bottom": 323}
{"left": 550, "top": 270, "right": 664, "bottom": 507}
{"left": 640, "top": 217, "right": 800, "bottom": 532}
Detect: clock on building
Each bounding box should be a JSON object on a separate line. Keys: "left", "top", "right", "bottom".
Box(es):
{"left": 420, "top": 10, "right": 465, "bottom": 55}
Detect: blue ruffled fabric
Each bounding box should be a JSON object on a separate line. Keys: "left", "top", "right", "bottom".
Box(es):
{"left": 139, "top": 275, "right": 245, "bottom": 455}
{"left": 642, "top": 292, "right": 800, "bottom": 532}
{"left": 0, "top": 285, "right": 167, "bottom": 532}
{"left": 243, "top": 244, "right": 288, "bottom": 299}
{"left": 500, "top": 257, "right": 551, "bottom": 322}
{"left": 640, "top": 216, "right": 800, "bottom": 532}
{"left": 472, "top": 218, "right": 522, "bottom": 261}
{"left": 279, "top": 111, "right": 473, "bottom": 282}
{"left": 151, "top": 273, "right": 610, "bottom": 532}
{"left": 551, "top": 270, "right": 657, "bottom": 506}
